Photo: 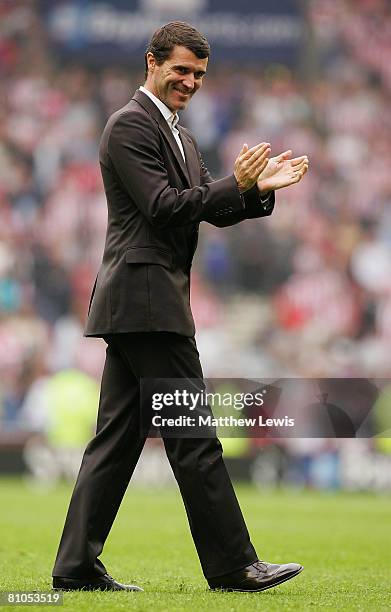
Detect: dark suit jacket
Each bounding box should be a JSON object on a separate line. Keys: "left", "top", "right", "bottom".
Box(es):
{"left": 85, "top": 89, "right": 275, "bottom": 337}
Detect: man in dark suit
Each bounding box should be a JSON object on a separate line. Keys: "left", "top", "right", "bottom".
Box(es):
{"left": 52, "top": 22, "right": 308, "bottom": 593}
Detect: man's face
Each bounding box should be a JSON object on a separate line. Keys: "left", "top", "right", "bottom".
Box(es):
{"left": 146, "top": 45, "right": 208, "bottom": 112}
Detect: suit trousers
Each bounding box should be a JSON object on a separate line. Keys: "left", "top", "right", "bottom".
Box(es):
{"left": 52, "top": 332, "right": 258, "bottom": 579}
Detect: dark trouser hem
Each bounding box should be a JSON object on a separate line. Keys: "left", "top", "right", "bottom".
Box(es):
{"left": 52, "top": 570, "right": 107, "bottom": 579}
{"left": 204, "top": 553, "right": 259, "bottom": 581}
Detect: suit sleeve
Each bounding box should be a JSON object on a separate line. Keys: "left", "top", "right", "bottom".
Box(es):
{"left": 107, "top": 111, "right": 248, "bottom": 229}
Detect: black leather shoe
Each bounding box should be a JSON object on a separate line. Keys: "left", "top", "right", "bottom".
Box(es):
{"left": 208, "top": 560, "right": 303, "bottom": 592}
{"left": 52, "top": 573, "right": 143, "bottom": 592}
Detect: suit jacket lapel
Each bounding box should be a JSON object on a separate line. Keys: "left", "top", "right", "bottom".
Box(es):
{"left": 132, "top": 90, "right": 191, "bottom": 187}
{"left": 178, "top": 126, "right": 200, "bottom": 188}
{"left": 158, "top": 119, "right": 192, "bottom": 187}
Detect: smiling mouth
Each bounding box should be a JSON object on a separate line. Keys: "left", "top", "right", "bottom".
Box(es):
{"left": 173, "top": 87, "right": 190, "bottom": 96}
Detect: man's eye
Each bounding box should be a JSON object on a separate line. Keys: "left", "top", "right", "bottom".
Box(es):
{"left": 195, "top": 73, "right": 204, "bottom": 79}
{"left": 177, "top": 67, "right": 187, "bottom": 74}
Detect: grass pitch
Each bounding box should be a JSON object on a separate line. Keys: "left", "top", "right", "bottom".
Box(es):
{"left": 0, "top": 478, "right": 390, "bottom": 611}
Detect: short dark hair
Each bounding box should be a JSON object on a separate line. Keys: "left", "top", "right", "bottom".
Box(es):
{"left": 144, "top": 21, "right": 210, "bottom": 79}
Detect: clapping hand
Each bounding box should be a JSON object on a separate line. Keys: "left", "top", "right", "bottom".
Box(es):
{"left": 234, "top": 142, "right": 271, "bottom": 193}
{"left": 257, "top": 150, "right": 309, "bottom": 195}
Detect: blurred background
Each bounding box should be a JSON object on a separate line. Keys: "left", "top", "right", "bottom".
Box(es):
{"left": 0, "top": 0, "right": 391, "bottom": 491}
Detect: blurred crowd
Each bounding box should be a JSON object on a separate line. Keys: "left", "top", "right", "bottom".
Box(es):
{"left": 0, "top": 0, "right": 390, "bottom": 444}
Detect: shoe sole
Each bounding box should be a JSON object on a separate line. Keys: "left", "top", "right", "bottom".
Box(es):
{"left": 53, "top": 587, "right": 141, "bottom": 592}
{"left": 209, "top": 565, "right": 304, "bottom": 593}
{"left": 53, "top": 587, "right": 119, "bottom": 591}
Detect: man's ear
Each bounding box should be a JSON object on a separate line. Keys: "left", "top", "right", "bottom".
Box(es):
{"left": 146, "top": 52, "right": 156, "bottom": 72}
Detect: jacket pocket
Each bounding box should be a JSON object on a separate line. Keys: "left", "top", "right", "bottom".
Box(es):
{"left": 125, "top": 246, "right": 172, "bottom": 269}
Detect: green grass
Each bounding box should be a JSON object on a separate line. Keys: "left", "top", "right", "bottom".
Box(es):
{"left": 0, "top": 479, "right": 390, "bottom": 611}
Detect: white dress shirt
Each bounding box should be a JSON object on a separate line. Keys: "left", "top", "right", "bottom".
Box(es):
{"left": 139, "top": 86, "right": 186, "bottom": 162}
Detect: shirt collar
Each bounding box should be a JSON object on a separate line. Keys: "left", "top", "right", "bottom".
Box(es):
{"left": 139, "top": 86, "right": 179, "bottom": 129}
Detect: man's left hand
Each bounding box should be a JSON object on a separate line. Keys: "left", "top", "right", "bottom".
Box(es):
{"left": 257, "top": 150, "right": 309, "bottom": 195}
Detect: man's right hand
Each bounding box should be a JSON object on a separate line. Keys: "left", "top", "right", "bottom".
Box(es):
{"left": 234, "top": 142, "right": 271, "bottom": 193}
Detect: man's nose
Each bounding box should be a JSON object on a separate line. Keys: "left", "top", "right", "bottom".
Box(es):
{"left": 182, "top": 76, "right": 195, "bottom": 91}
